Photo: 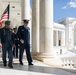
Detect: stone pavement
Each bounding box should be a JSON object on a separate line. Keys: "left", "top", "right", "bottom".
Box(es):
{"left": 0, "top": 58, "right": 76, "bottom": 75}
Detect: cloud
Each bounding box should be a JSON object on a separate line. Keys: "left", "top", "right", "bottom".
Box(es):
{"left": 62, "top": 0, "right": 76, "bottom": 9}
{"left": 62, "top": 6, "right": 68, "bottom": 9}
{"left": 62, "top": 6, "right": 67, "bottom": 9}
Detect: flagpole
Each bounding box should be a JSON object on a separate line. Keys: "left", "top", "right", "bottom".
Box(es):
{"left": 0, "top": 3, "right": 10, "bottom": 27}
{"left": 8, "top": 1, "right": 10, "bottom": 20}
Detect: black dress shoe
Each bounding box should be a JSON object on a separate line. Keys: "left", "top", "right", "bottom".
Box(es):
{"left": 4, "top": 64, "right": 7, "bottom": 67}
{"left": 20, "top": 62, "right": 24, "bottom": 65}
{"left": 28, "top": 63, "right": 34, "bottom": 65}
{"left": 16, "top": 56, "right": 18, "bottom": 58}
{"left": 8, "top": 65, "right": 13, "bottom": 68}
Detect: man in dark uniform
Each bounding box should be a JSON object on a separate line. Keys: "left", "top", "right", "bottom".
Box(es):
{"left": 0, "top": 20, "right": 14, "bottom": 68}
{"left": 18, "top": 19, "right": 33, "bottom": 65}
{"left": 13, "top": 28, "right": 19, "bottom": 58}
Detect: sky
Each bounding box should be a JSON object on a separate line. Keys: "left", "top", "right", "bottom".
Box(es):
{"left": 30, "top": 0, "right": 32, "bottom": 7}
{"left": 30, "top": 0, "right": 76, "bottom": 22}
{"left": 54, "top": 0, "right": 76, "bottom": 22}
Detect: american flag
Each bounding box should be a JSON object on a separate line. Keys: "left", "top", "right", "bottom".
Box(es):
{"left": 0, "top": 4, "right": 10, "bottom": 27}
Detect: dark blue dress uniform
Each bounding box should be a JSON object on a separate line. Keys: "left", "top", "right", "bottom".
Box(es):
{"left": 13, "top": 30, "right": 19, "bottom": 58}
{"left": 18, "top": 25, "right": 33, "bottom": 65}
{"left": 0, "top": 21, "right": 14, "bottom": 68}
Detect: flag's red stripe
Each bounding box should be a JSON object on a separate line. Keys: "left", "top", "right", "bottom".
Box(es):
{"left": 0, "top": 4, "right": 9, "bottom": 27}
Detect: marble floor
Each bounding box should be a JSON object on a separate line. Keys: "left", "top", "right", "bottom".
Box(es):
{"left": 0, "top": 58, "right": 76, "bottom": 75}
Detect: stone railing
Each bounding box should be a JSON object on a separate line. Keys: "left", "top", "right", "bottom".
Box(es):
{"left": 58, "top": 51, "right": 76, "bottom": 68}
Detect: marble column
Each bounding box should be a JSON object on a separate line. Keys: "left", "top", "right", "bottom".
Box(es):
{"left": 39, "top": 0, "right": 53, "bottom": 58}
{"left": 21, "top": 0, "right": 31, "bottom": 20}
{"left": 61, "top": 31, "right": 65, "bottom": 46}
{"left": 74, "top": 26, "right": 76, "bottom": 46}
{"left": 56, "top": 31, "right": 58, "bottom": 46}
{"left": 65, "top": 20, "right": 74, "bottom": 50}
{"left": 32, "top": 0, "right": 40, "bottom": 56}
{"left": 69, "top": 26, "right": 74, "bottom": 46}
{"left": 21, "top": 0, "right": 32, "bottom": 45}
{"left": 65, "top": 19, "right": 69, "bottom": 50}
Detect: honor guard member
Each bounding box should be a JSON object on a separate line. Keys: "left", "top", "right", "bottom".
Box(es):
{"left": 0, "top": 20, "right": 14, "bottom": 68}
{"left": 13, "top": 28, "right": 19, "bottom": 58}
{"left": 18, "top": 19, "right": 33, "bottom": 65}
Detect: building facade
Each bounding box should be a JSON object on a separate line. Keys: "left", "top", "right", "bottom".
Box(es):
{"left": 0, "top": 0, "right": 76, "bottom": 66}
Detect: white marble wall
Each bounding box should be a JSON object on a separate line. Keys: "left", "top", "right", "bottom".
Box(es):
{"left": 0, "top": 0, "right": 21, "bottom": 28}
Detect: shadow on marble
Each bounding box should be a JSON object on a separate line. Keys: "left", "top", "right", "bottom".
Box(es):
{"left": 61, "top": 68, "right": 76, "bottom": 74}
{"left": 0, "top": 61, "right": 75, "bottom": 75}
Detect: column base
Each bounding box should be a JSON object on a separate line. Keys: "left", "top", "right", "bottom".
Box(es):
{"left": 33, "top": 53, "right": 54, "bottom": 62}
{"left": 31, "top": 52, "right": 40, "bottom": 58}
{"left": 33, "top": 53, "right": 63, "bottom": 67}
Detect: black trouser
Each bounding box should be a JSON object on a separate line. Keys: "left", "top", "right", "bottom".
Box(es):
{"left": 19, "top": 44, "right": 32, "bottom": 64}
{"left": 13, "top": 44, "right": 18, "bottom": 58}
{"left": 2, "top": 42, "right": 13, "bottom": 66}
